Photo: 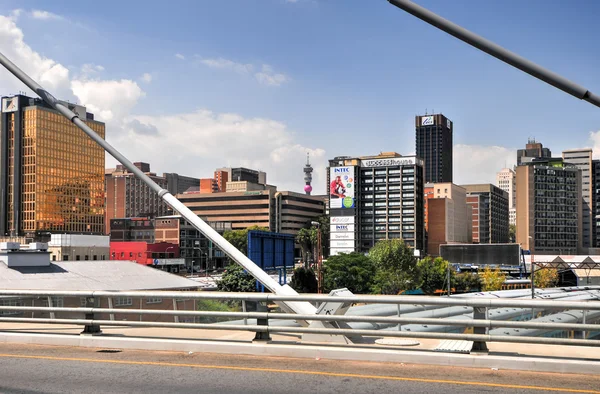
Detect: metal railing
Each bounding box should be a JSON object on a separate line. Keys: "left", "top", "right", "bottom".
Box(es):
{"left": 0, "top": 290, "right": 599, "bottom": 349}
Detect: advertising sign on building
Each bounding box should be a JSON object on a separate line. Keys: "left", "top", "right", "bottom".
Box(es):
{"left": 361, "top": 157, "right": 416, "bottom": 168}
{"left": 330, "top": 240, "right": 355, "bottom": 248}
{"left": 331, "top": 232, "right": 355, "bottom": 240}
{"left": 330, "top": 224, "right": 355, "bottom": 233}
{"left": 421, "top": 116, "right": 434, "bottom": 126}
{"left": 447, "top": 118, "right": 452, "bottom": 129}
{"left": 329, "top": 166, "right": 355, "bottom": 209}
{"left": 330, "top": 216, "right": 355, "bottom": 224}
{"left": 330, "top": 248, "right": 355, "bottom": 256}
{"left": 2, "top": 97, "right": 18, "bottom": 113}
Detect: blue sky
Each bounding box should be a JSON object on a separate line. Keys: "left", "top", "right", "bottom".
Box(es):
{"left": 0, "top": 0, "right": 598, "bottom": 193}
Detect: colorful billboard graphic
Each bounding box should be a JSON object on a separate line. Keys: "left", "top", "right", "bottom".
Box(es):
{"left": 330, "top": 216, "right": 355, "bottom": 224}
{"left": 329, "top": 166, "right": 355, "bottom": 209}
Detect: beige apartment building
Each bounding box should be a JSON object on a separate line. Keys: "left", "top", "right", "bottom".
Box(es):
{"left": 427, "top": 183, "right": 472, "bottom": 256}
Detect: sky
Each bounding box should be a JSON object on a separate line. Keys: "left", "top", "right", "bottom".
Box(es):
{"left": 0, "top": 0, "right": 598, "bottom": 194}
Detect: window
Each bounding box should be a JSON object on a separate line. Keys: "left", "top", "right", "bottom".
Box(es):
{"left": 146, "top": 297, "right": 163, "bottom": 304}
{"left": 42, "top": 297, "right": 64, "bottom": 308}
{"left": 52, "top": 255, "right": 56, "bottom": 261}
{"left": 114, "top": 297, "right": 133, "bottom": 306}
{"left": 84, "top": 255, "right": 89, "bottom": 261}
{"left": 76, "top": 255, "right": 80, "bottom": 261}
{"left": 63, "top": 255, "right": 69, "bottom": 261}
{"left": 0, "top": 298, "right": 24, "bottom": 316}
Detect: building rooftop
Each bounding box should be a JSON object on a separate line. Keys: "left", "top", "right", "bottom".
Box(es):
{"left": 0, "top": 260, "right": 199, "bottom": 291}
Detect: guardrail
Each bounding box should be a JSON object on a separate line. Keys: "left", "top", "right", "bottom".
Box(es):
{"left": 0, "top": 290, "right": 599, "bottom": 351}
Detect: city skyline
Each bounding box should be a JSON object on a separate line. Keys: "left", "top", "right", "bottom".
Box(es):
{"left": 0, "top": 1, "right": 598, "bottom": 195}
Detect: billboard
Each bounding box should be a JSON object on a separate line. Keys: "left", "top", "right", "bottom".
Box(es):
{"left": 330, "top": 248, "right": 355, "bottom": 256}
{"left": 331, "top": 232, "right": 354, "bottom": 240}
{"left": 330, "top": 224, "right": 355, "bottom": 233}
{"left": 421, "top": 116, "right": 434, "bottom": 126}
{"left": 440, "top": 243, "right": 520, "bottom": 266}
{"left": 247, "top": 231, "right": 295, "bottom": 270}
{"left": 329, "top": 166, "right": 354, "bottom": 209}
{"left": 330, "top": 240, "right": 355, "bottom": 248}
{"left": 361, "top": 157, "right": 416, "bottom": 168}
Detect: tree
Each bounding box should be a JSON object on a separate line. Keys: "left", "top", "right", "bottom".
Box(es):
{"left": 322, "top": 252, "right": 375, "bottom": 294}
{"left": 454, "top": 272, "right": 482, "bottom": 293}
{"left": 289, "top": 266, "right": 318, "bottom": 293}
{"left": 216, "top": 264, "right": 257, "bottom": 292}
{"left": 295, "top": 215, "right": 330, "bottom": 266}
{"left": 509, "top": 224, "right": 517, "bottom": 243}
{"left": 368, "top": 239, "right": 419, "bottom": 294}
{"left": 534, "top": 268, "right": 559, "bottom": 288}
{"left": 417, "top": 256, "right": 453, "bottom": 295}
{"left": 479, "top": 267, "right": 506, "bottom": 291}
{"left": 223, "top": 226, "right": 269, "bottom": 256}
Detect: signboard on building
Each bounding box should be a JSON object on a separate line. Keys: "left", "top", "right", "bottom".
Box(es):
{"left": 361, "top": 157, "right": 416, "bottom": 168}
{"left": 440, "top": 243, "right": 520, "bottom": 266}
{"left": 1, "top": 97, "right": 18, "bottom": 113}
{"left": 331, "top": 232, "right": 354, "bottom": 240}
{"left": 447, "top": 118, "right": 452, "bottom": 129}
{"left": 330, "top": 248, "right": 355, "bottom": 256}
{"left": 421, "top": 116, "right": 434, "bottom": 126}
{"left": 330, "top": 240, "right": 355, "bottom": 248}
{"left": 330, "top": 217, "right": 355, "bottom": 224}
{"left": 330, "top": 224, "right": 355, "bottom": 233}
{"left": 247, "top": 230, "right": 294, "bottom": 270}
{"left": 329, "top": 166, "right": 355, "bottom": 209}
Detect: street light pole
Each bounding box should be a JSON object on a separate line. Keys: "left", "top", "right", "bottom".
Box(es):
{"left": 311, "top": 221, "right": 323, "bottom": 294}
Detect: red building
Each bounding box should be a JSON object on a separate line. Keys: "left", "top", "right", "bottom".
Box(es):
{"left": 110, "top": 241, "right": 179, "bottom": 265}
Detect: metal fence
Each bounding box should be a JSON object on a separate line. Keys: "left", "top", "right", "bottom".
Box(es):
{"left": 0, "top": 290, "right": 599, "bottom": 349}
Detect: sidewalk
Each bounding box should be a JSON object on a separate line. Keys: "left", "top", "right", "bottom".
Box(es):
{"left": 0, "top": 322, "right": 599, "bottom": 374}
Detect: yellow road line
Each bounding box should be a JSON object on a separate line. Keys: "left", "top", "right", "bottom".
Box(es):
{"left": 0, "top": 353, "right": 597, "bottom": 393}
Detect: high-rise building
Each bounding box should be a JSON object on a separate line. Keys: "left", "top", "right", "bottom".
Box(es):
{"left": 462, "top": 184, "right": 509, "bottom": 244}
{"left": 563, "top": 149, "right": 593, "bottom": 250}
{"left": 213, "top": 170, "right": 229, "bottom": 192}
{"left": 216, "top": 167, "right": 266, "bottom": 185}
{"left": 517, "top": 138, "right": 552, "bottom": 165}
{"left": 415, "top": 114, "right": 453, "bottom": 183}
{"left": 328, "top": 152, "right": 424, "bottom": 255}
{"left": 0, "top": 94, "right": 105, "bottom": 237}
{"left": 593, "top": 160, "right": 600, "bottom": 247}
{"left": 105, "top": 162, "right": 169, "bottom": 233}
{"left": 199, "top": 178, "right": 219, "bottom": 193}
{"left": 163, "top": 173, "right": 201, "bottom": 195}
{"left": 516, "top": 158, "right": 582, "bottom": 255}
{"left": 496, "top": 168, "right": 516, "bottom": 226}
{"left": 427, "top": 183, "right": 472, "bottom": 256}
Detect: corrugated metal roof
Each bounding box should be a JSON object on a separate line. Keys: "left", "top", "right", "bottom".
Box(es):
{"left": 0, "top": 260, "right": 200, "bottom": 291}
{"left": 572, "top": 269, "right": 600, "bottom": 279}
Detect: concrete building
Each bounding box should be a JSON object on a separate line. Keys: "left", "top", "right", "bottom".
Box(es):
{"left": 593, "top": 160, "right": 600, "bottom": 247}
{"left": 47, "top": 234, "right": 110, "bottom": 262}
{"left": 415, "top": 114, "right": 453, "bottom": 183}
{"left": 516, "top": 158, "right": 582, "bottom": 255}
{"left": 328, "top": 152, "right": 424, "bottom": 255}
{"left": 517, "top": 138, "right": 552, "bottom": 165}
{"left": 1, "top": 94, "right": 105, "bottom": 237}
{"left": 177, "top": 190, "right": 324, "bottom": 235}
{"left": 215, "top": 167, "right": 266, "bottom": 185}
{"left": 163, "top": 172, "right": 201, "bottom": 195}
{"left": 213, "top": 170, "right": 229, "bottom": 192}
{"left": 225, "top": 181, "right": 274, "bottom": 193}
{"left": 109, "top": 241, "right": 182, "bottom": 273}
{"left": 199, "top": 178, "right": 219, "bottom": 193}
{"left": 109, "top": 217, "right": 155, "bottom": 242}
{"left": 105, "top": 163, "right": 170, "bottom": 234}
{"left": 462, "top": 184, "right": 509, "bottom": 244}
{"left": 496, "top": 168, "right": 516, "bottom": 226}
{"left": 154, "top": 215, "right": 231, "bottom": 271}
{"left": 563, "top": 149, "right": 593, "bottom": 250}
{"left": 427, "top": 183, "right": 472, "bottom": 256}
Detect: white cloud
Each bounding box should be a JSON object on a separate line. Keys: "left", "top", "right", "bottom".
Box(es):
{"left": 254, "top": 64, "right": 290, "bottom": 87}
{"left": 71, "top": 78, "right": 144, "bottom": 122}
{"left": 140, "top": 73, "right": 153, "bottom": 83}
{"left": 79, "top": 63, "right": 104, "bottom": 79}
{"left": 588, "top": 131, "right": 600, "bottom": 159}
{"left": 0, "top": 14, "right": 71, "bottom": 97}
{"left": 9, "top": 9, "right": 22, "bottom": 21}
{"left": 31, "top": 10, "right": 63, "bottom": 20}
{"left": 453, "top": 144, "right": 516, "bottom": 186}
{"left": 199, "top": 57, "right": 254, "bottom": 74}
{"left": 175, "top": 53, "right": 185, "bottom": 60}
{"left": 112, "top": 110, "right": 326, "bottom": 193}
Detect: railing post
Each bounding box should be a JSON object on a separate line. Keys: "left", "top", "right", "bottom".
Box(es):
{"left": 46, "top": 296, "right": 55, "bottom": 320}
{"left": 575, "top": 309, "right": 587, "bottom": 339}
{"left": 253, "top": 302, "right": 271, "bottom": 342}
{"left": 242, "top": 300, "right": 248, "bottom": 326}
{"left": 80, "top": 296, "right": 102, "bottom": 336}
{"left": 471, "top": 307, "right": 488, "bottom": 353}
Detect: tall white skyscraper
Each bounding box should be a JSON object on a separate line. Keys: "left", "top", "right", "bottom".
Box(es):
{"left": 496, "top": 168, "right": 516, "bottom": 226}
{"left": 563, "top": 149, "right": 593, "bottom": 250}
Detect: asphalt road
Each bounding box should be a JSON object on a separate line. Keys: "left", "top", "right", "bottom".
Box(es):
{"left": 0, "top": 344, "right": 598, "bottom": 394}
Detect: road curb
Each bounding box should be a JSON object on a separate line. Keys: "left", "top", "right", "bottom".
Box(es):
{"left": 0, "top": 332, "right": 599, "bottom": 375}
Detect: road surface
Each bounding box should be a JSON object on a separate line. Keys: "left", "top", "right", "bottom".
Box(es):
{"left": 0, "top": 344, "right": 597, "bottom": 394}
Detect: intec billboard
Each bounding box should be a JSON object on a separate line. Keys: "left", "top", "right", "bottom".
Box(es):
{"left": 329, "top": 166, "right": 355, "bottom": 209}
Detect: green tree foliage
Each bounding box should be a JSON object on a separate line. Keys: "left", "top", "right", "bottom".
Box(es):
{"left": 368, "top": 239, "right": 419, "bottom": 294}
{"left": 322, "top": 252, "right": 375, "bottom": 294}
{"left": 454, "top": 272, "right": 482, "bottom": 293}
{"left": 295, "top": 215, "right": 330, "bottom": 265}
{"left": 289, "top": 266, "right": 318, "bottom": 293}
{"left": 509, "top": 224, "right": 517, "bottom": 243}
{"left": 534, "top": 268, "right": 559, "bottom": 288}
{"left": 216, "top": 264, "right": 257, "bottom": 292}
{"left": 223, "top": 226, "right": 269, "bottom": 256}
{"left": 479, "top": 266, "right": 507, "bottom": 291}
{"left": 417, "top": 256, "right": 452, "bottom": 295}
{"left": 196, "top": 299, "right": 234, "bottom": 323}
